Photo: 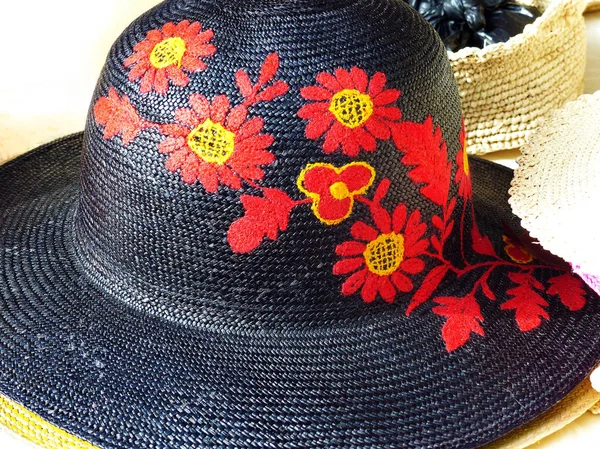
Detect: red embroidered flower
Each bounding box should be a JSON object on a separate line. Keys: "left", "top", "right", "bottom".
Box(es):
{"left": 124, "top": 20, "right": 216, "bottom": 94}
{"left": 159, "top": 94, "right": 275, "bottom": 192}
{"left": 334, "top": 204, "right": 428, "bottom": 303}
{"left": 297, "top": 162, "right": 376, "bottom": 225}
{"left": 454, "top": 122, "right": 472, "bottom": 199}
{"left": 298, "top": 68, "right": 402, "bottom": 157}
{"left": 503, "top": 236, "right": 534, "bottom": 264}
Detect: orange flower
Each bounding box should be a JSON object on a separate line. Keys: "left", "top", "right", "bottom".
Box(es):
{"left": 124, "top": 20, "right": 216, "bottom": 94}
{"left": 159, "top": 94, "right": 275, "bottom": 192}
{"left": 297, "top": 162, "right": 376, "bottom": 225}
{"left": 334, "top": 204, "right": 428, "bottom": 303}
{"left": 298, "top": 68, "right": 402, "bottom": 157}
{"left": 454, "top": 122, "right": 472, "bottom": 199}
{"left": 503, "top": 236, "right": 534, "bottom": 264}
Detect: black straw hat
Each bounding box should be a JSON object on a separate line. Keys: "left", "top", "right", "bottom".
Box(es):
{"left": 1, "top": 1, "right": 599, "bottom": 448}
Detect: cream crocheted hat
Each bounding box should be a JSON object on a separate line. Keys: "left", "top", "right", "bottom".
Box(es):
{"left": 510, "top": 91, "right": 600, "bottom": 294}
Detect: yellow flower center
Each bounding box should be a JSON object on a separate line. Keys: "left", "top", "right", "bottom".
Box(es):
{"left": 187, "top": 119, "right": 236, "bottom": 165}
{"left": 329, "top": 89, "right": 374, "bottom": 128}
{"left": 150, "top": 37, "right": 187, "bottom": 69}
{"left": 364, "top": 232, "right": 405, "bottom": 276}
{"left": 329, "top": 182, "right": 351, "bottom": 200}
{"left": 463, "top": 149, "right": 470, "bottom": 176}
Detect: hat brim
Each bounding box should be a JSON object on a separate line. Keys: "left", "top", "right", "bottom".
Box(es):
{"left": 1, "top": 133, "right": 599, "bottom": 449}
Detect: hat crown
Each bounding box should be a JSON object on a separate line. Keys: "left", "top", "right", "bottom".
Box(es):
{"left": 74, "top": 0, "right": 465, "bottom": 326}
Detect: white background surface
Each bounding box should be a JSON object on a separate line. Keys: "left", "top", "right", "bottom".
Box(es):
{"left": 0, "top": 1, "right": 598, "bottom": 448}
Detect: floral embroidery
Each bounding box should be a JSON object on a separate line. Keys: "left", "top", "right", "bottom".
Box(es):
{"left": 334, "top": 191, "right": 428, "bottom": 303}
{"left": 298, "top": 68, "right": 402, "bottom": 156}
{"left": 158, "top": 94, "right": 276, "bottom": 191}
{"left": 503, "top": 236, "right": 534, "bottom": 264}
{"left": 454, "top": 123, "right": 472, "bottom": 199}
{"left": 94, "top": 58, "right": 591, "bottom": 353}
{"left": 297, "top": 162, "right": 375, "bottom": 225}
{"left": 124, "top": 20, "right": 216, "bottom": 94}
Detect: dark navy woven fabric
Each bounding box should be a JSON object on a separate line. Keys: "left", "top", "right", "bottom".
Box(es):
{"left": 1, "top": 0, "right": 599, "bottom": 448}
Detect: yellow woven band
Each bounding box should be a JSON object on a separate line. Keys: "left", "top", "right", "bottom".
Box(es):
{"left": 0, "top": 394, "right": 98, "bottom": 449}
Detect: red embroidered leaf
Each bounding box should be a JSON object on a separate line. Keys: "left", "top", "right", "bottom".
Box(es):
{"left": 471, "top": 220, "right": 497, "bottom": 257}
{"left": 227, "top": 188, "right": 296, "bottom": 253}
{"left": 235, "top": 70, "right": 254, "bottom": 98}
{"left": 431, "top": 235, "right": 442, "bottom": 253}
{"left": 480, "top": 271, "right": 496, "bottom": 301}
{"left": 406, "top": 265, "right": 449, "bottom": 316}
{"left": 501, "top": 272, "right": 549, "bottom": 331}
{"left": 432, "top": 215, "right": 444, "bottom": 231}
{"left": 391, "top": 117, "right": 452, "bottom": 207}
{"left": 442, "top": 220, "right": 454, "bottom": 240}
{"left": 256, "top": 80, "right": 290, "bottom": 102}
{"left": 258, "top": 53, "right": 280, "bottom": 87}
{"left": 93, "top": 88, "right": 148, "bottom": 145}
{"left": 547, "top": 273, "right": 587, "bottom": 311}
{"left": 433, "top": 295, "right": 485, "bottom": 352}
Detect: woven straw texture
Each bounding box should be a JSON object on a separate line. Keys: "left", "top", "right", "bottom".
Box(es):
{"left": 0, "top": 378, "right": 598, "bottom": 449}
{"left": 483, "top": 378, "right": 600, "bottom": 449}
{"left": 1, "top": 0, "right": 600, "bottom": 448}
{"left": 452, "top": 0, "right": 587, "bottom": 155}
{"left": 509, "top": 92, "right": 600, "bottom": 284}
{"left": 591, "top": 402, "right": 600, "bottom": 414}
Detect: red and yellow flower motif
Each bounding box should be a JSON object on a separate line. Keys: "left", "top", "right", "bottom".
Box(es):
{"left": 124, "top": 20, "right": 216, "bottom": 94}
{"left": 298, "top": 68, "right": 402, "bottom": 157}
{"left": 159, "top": 94, "right": 275, "bottom": 192}
{"left": 334, "top": 204, "right": 428, "bottom": 303}
{"left": 297, "top": 162, "right": 376, "bottom": 225}
{"left": 454, "top": 122, "right": 472, "bottom": 199}
{"left": 503, "top": 236, "right": 534, "bottom": 264}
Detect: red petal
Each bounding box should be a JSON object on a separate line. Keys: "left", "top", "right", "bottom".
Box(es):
{"left": 340, "top": 136, "right": 360, "bottom": 157}
{"left": 350, "top": 67, "right": 368, "bottom": 92}
{"left": 237, "top": 117, "right": 265, "bottom": 139}
{"left": 375, "top": 106, "right": 402, "bottom": 121}
{"left": 133, "top": 39, "right": 155, "bottom": 53}
{"left": 180, "top": 154, "right": 200, "bottom": 184}
{"left": 188, "top": 42, "right": 217, "bottom": 57}
{"left": 354, "top": 127, "right": 377, "bottom": 152}
{"left": 316, "top": 72, "right": 342, "bottom": 92}
{"left": 161, "top": 22, "right": 176, "bottom": 38}
{"left": 146, "top": 29, "right": 163, "bottom": 43}
{"left": 257, "top": 53, "right": 280, "bottom": 87}
{"left": 159, "top": 136, "right": 186, "bottom": 154}
{"left": 189, "top": 94, "right": 210, "bottom": 120}
{"left": 139, "top": 67, "right": 155, "bottom": 94}
{"left": 184, "top": 21, "right": 202, "bottom": 39}
{"left": 210, "top": 95, "right": 231, "bottom": 123}
{"left": 378, "top": 277, "right": 397, "bottom": 303}
{"left": 300, "top": 86, "right": 334, "bottom": 101}
{"left": 154, "top": 69, "right": 169, "bottom": 94}
{"left": 391, "top": 271, "right": 413, "bottom": 293}
{"left": 351, "top": 222, "right": 379, "bottom": 242}
{"left": 297, "top": 102, "right": 330, "bottom": 119}
{"left": 333, "top": 257, "right": 365, "bottom": 275}
{"left": 361, "top": 273, "right": 379, "bottom": 303}
{"left": 161, "top": 124, "right": 190, "bottom": 138}
{"left": 164, "top": 149, "right": 188, "bottom": 171}
{"left": 401, "top": 258, "right": 425, "bottom": 274}
{"left": 323, "top": 121, "right": 348, "bottom": 153}
{"left": 124, "top": 51, "right": 147, "bottom": 68}
{"left": 392, "top": 204, "right": 407, "bottom": 233}
{"left": 181, "top": 55, "right": 207, "bottom": 72}
{"left": 128, "top": 59, "right": 150, "bottom": 81}
{"left": 336, "top": 241, "right": 367, "bottom": 256}
{"left": 373, "top": 89, "right": 401, "bottom": 106}
{"left": 166, "top": 66, "right": 189, "bottom": 87}
{"left": 305, "top": 116, "right": 334, "bottom": 139}
{"left": 226, "top": 105, "right": 248, "bottom": 132}
{"left": 174, "top": 108, "right": 199, "bottom": 128}
{"left": 341, "top": 269, "right": 368, "bottom": 296}
{"left": 217, "top": 166, "right": 243, "bottom": 190}
{"left": 196, "top": 162, "right": 220, "bottom": 193}
{"left": 365, "top": 118, "right": 391, "bottom": 140}
{"left": 335, "top": 68, "right": 354, "bottom": 89}
{"left": 368, "top": 72, "right": 387, "bottom": 97}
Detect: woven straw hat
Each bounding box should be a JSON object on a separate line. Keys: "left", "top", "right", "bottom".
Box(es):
{"left": 1, "top": 1, "right": 600, "bottom": 448}
{"left": 510, "top": 92, "right": 600, "bottom": 294}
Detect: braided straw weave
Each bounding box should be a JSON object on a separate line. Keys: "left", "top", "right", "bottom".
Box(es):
{"left": 452, "top": 0, "right": 587, "bottom": 155}
{"left": 587, "top": 0, "right": 600, "bottom": 12}
{"left": 509, "top": 92, "right": 600, "bottom": 286}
